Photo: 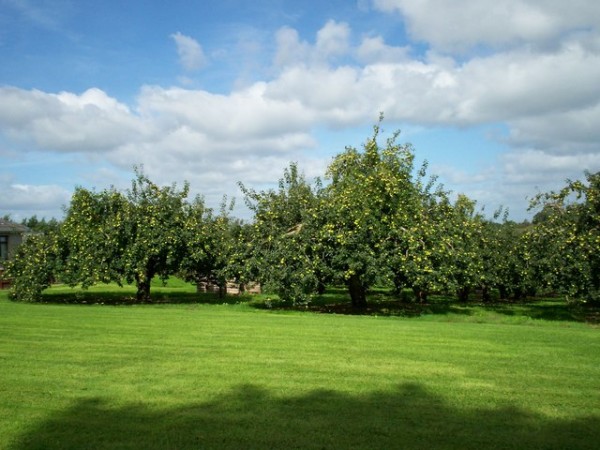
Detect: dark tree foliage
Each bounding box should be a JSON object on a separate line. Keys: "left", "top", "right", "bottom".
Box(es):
{"left": 179, "top": 196, "right": 243, "bottom": 298}
{"left": 240, "top": 163, "right": 325, "bottom": 304}
{"left": 525, "top": 171, "right": 600, "bottom": 304}
{"left": 322, "top": 120, "right": 426, "bottom": 307}
{"left": 6, "top": 231, "right": 62, "bottom": 302}
{"left": 20, "top": 216, "right": 61, "bottom": 233}
{"left": 6, "top": 126, "right": 599, "bottom": 307}
{"left": 120, "top": 169, "right": 190, "bottom": 301}
{"left": 16, "top": 168, "right": 191, "bottom": 302}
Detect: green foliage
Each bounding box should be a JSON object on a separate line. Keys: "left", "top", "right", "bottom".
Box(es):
{"left": 60, "top": 186, "right": 130, "bottom": 288}
{"left": 120, "top": 169, "right": 191, "bottom": 301}
{"left": 323, "top": 121, "right": 420, "bottom": 306}
{"left": 436, "top": 195, "right": 486, "bottom": 301}
{"left": 179, "top": 196, "right": 242, "bottom": 296}
{"left": 6, "top": 232, "right": 61, "bottom": 302}
{"left": 526, "top": 171, "right": 600, "bottom": 304}
{"left": 482, "top": 220, "right": 533, "bottom": 300}
{"left": 240, "top": 163, "right": 323, "bottom": 304}
{"left": 7, "top": 121, "right": 600, "bottom": 307}
{"left": 239, "top": 119, "right": 600, "bottom": 308}
{"left": 19, "top": 215, "right": 61, "bottom": 233}
{"left": 54, "top": 168, "right": 190, "bottom": 302}
{"left": 382, "top": 172, "right": 448, "bottom": 301}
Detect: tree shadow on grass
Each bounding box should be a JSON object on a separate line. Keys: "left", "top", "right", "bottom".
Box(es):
{"left": 39, "top": 289, "right": 246, "bottom": 306}
{"left": 293, "top": 290, "right": 599, "bottom": 323}
{"left": 37, "top": 287, "right": 599, "bottom": 323}
{"left": 482, "top": 301, "right": 600, "bottom": 324}
{"left": 8, "top": 383, "right": 599, "bottom": 450}
{"left": 256, "top": 288, "right": 474, "bottom": 318}
{"left": 295, "top": 300, "right": 474, "bottom": 318}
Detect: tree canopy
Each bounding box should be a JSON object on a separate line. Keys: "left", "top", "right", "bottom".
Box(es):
{"left": 6, "top": 125, "right": 599, "bottom": 307}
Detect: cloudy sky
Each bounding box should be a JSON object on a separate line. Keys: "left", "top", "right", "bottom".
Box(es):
{"left": 1, "top": 0, "right": 599, "bottom": 221}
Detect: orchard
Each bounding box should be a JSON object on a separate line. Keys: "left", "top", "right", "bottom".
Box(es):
{"left": 7, "top": 124, "right": 600, "bottom": 307}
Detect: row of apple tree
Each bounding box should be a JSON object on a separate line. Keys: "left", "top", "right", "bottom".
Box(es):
{"left": 7, "top": 123, "right": 600, "bottom": 306}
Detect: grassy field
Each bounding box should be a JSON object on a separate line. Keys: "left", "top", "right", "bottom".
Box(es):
{"left": 0, "top": 283, "right": 599, "bottom": 449}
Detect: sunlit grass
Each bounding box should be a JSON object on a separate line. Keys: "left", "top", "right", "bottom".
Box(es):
{"left": 0, "top": 286, "right": 598, "bottom": 449}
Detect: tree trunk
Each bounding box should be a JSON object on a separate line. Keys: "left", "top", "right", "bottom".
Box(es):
{"left": 457, "top": 286, "right": 470, "bottom": 302}
{"left": 481, "top": 285, "right": 491, "bottom": 302}
{"left": 498, "top": 285, "right": 508, "bottom": 300}
{"left": 393, "top": 272, "right": 407, "bottom": 297}
{"left": 135, "top": 272, "right": 152, "bottom": 303}
{"left": 347, "top": 273, "right": 367, "bottom": 308}
{"left": 412, "top": 287, "right": 428, "bottom": 303}
{"left": 136, "top": 279, "right": 151, "bottom": 303}
{"left": 513, "top": 286, "right": 523, "bottom": 301}
{"left": 316, "top": 280, "right": 327, "bottom": 295}
{"left": 218, "top": 282, "right": 227, "bottom": 299}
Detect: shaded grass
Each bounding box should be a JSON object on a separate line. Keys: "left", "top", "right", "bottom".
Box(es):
{"left": 34, "top": 280, "right": 600, "bottom": 324}
{"left": 1, "top": 288, "right": 599, "bottom": 449}
{"left": 39, "top": 278, "right": 247, "bottom": 306}
{"left": 7, "top": 385, "right": 600, "bottom": 450}
{"left": 260, "top": 286, "right": 600, "bottom": 324}
{"left": 313, "top": 298, "right": 600, "bottom": 324}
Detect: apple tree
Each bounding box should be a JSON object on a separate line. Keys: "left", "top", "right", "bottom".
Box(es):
{"left": 60, "top": 169, "right": 190, "bottom": 302}
{"left": 525, "top": 171, "right": 600, "bottom": 304}
{"left": 6, "top": 231, "right": 63, "bottom": 302}
{"left": 121, "top": 170, "right": 190, "bottom": 301}
{"left": 179, "top": 196, "right": 241, "bottom": 297}
{"left": 382, "top": 166, "right": 447, "bottom": 301}
{"left": 240, "top": 163, "right": 324, "bottom": 304}
{"left": 60, "top": 186, "right": 130, "bottom": 288}
{"left": 322, "top": 121, "right": 423, "bottom": 307}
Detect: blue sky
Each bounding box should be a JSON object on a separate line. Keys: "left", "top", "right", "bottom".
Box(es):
{"left": 1, "top": 0, "right": 600, "bottom": 221}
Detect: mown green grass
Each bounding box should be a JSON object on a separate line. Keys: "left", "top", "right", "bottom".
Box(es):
{"left": 0, "top": 285, "right": 599, "bottom": 449}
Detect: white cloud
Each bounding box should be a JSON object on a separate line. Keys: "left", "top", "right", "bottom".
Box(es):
{"left": 274, "top": 26, "right": 310, "bottom": 68}
{"left": 3, "top": 21, "right": 590, "bottom": 161}
{"left": 137, "top": 83, "right": 316, "bottom": 142}
{"left": 171, "top": 32, "right": 207, "bottom": 71}
{"left": 2, "top": 14, "right": 600, "bottom": 221}
{"left": 356, "top": 36, "right": 410, "bottom": 64}
{"left": 265, "top": 66, "right": 365, "bottom": 119}
{"left": 0, "top": 179, "right": 71, "bottom": 219}
{"left": 372, "top": 0, "right": 600, "bottom": 52}
{"left": 508, "top": 103, "right": 600, "bottom": 154}
{"left": 455, "top": 39, "right": 600, "bottom": 123}
{"left": 502, "top": 150, "right": 600, "bottom": 184}
{"left": 0, "top": 87, "right": 144, "bottom": 153}
{"left": 274, "top": 20, "right": 351, "bottom": 68}
{"left": 315, "top": 20, "right": 351, "bottom": 61}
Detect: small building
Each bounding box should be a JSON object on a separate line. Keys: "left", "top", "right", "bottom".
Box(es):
{"left": 0, "top": 219, "right": 30, "bottom": 283}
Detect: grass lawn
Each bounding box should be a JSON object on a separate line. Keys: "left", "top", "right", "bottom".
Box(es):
{"left": 0, "top": 283, "right": 599, "bottom": 449}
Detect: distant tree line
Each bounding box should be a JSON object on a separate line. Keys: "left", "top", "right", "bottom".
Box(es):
{"left": 1, "top": 215, "right": 61, "bottom": 233}
{"left": 6, "top": 121, "right": 600, "bottom": 306}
